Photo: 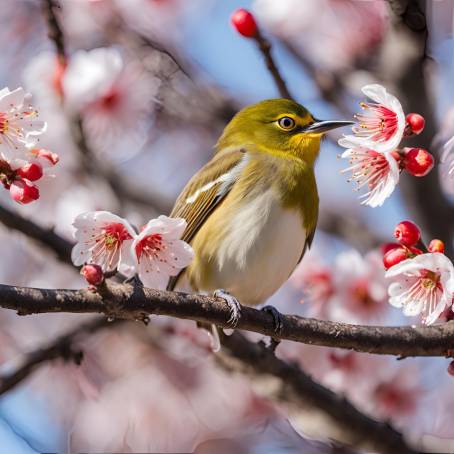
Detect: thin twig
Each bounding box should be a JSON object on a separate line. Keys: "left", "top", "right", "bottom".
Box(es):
{"left": 0, "top": 317, "right": 112, "bottom": 395}
{"left": 0, "top": 203, "right": 73, "bottom": 264}
{"left": 0, "top": 280, "right": 454, "bottom": 357}
{"left": 254, "top": 31, "right": 293, "bottom": 100}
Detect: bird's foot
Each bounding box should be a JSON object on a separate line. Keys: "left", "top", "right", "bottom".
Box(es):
{"left": 261, "top": 305, "right": 284, "bottom": 352}
{"left": 214, "top": 289, "right": 242, "bottom": 328}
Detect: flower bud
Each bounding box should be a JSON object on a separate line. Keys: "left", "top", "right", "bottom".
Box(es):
{"left": 405, "top": 113, "right": 425, "bottom": 135}
{"left": 394, "top": 220, "right": 421, "bottom": 247}
{"left": 428, "top": 239, "right": 445, "bottom": 253}
{"left": 16, "top": 162, "right": 43, "bottom": 182}
{"left": 9, "top": 179, "right": 39, "bottom": 204}
{"left": 383, "top": 247, "right": 408, "bottom": 269}
{"left": 81, "top": 264, "right": 104, "bottom": 286}
{"left": 231, "top": 8, "right": 258, "bottom": 37}
{"left": 381, "top": 242, "right": 401, "bottom": 256}
{"left": 402, "top": 148, "right": 434, "bottom": 177}
{"left": 448, "top": 360, "right": 454, "bottom": 377}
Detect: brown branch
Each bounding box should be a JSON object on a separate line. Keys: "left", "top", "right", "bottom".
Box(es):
{"left": 218, "top": 331, "right": 417, "bottom": 454}
{"left": 254, "top": 31, "right": 293, "bottom": 100}
{"left": 0, "top": 203, "right": 73, "bottom": 264}
{"left": 0, "top": 280, "right": 453, "bottom": 357}
{"left": 0, "top": 317, "right": 112, "bottom": 395}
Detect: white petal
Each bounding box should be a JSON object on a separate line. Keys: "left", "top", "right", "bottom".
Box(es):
{"left": 0, "top": 87, "right": 25, "bottom": 111}
{"left": 361, "top": 84, "right": 388, "bottom": 105}
{"left": 71, "top": 242, "right": 91, "bottom": 266}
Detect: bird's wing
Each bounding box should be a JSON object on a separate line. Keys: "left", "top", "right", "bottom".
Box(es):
{"left": 167, "top": 147, "right": 246, "bottom": 290}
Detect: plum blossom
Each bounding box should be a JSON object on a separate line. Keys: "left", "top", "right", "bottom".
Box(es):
{"left": 81, "top": 61, "right": 160, "bottom": 160}
{"left": 338, "top": 138, "right": 400, "bottom": 207}
{"left": 253, "top": 0, "right": 387, "bottom": 71}
{"left": 63, "top": 48, "right": 123, "bottom": 110}
{"left": 343, "top": 84, "right": 406, "bottom": 153}
{"left": 125, "top": 216, "right": 194, "bottom": 290}
{"left": 367, "top": 363, "right": 423, "bottom": 424}
{"left": 0, "top": 87, "right": 46, "bottom": 162}
{"left": 71, "top": 211, "right": 136, "bottom": 273}
{"left": 62, "top": 47, "right": 159, "bottom": 160}
{"left": 386, "top": 253, "right": 454, "bottom": 325}
{"left": 329, "top": 250, "right": 388, "bottom": 323}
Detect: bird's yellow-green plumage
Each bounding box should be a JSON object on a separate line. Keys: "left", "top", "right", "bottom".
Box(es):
{"left": 168, "top": 99, "right": 349, "bottom": 306}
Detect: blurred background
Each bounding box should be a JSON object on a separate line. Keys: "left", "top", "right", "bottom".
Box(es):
{"left": 0, "top": 0, "right": 453, "bottom": 452}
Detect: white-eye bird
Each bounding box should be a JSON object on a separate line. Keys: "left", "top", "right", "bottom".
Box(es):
{"left": 168, "top": 99, "right": 352, "bottom": 330}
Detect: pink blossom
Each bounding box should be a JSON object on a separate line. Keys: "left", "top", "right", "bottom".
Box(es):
{"left": 63, "top": 48, "right": 123, "bottom": 111}
{"left": 369, "top": 363, "right": 423, "bottom": 422}
{"left": 82, "top": 61, "right": 160, "bottom": 160}
{"left": 253, "top": 0, "right": 387, "bottom": 71}
{"left": 71, "top": 211, "right": 136, "bottom": 272}
{"left": 386, "top": 253, "right": 454, "bottom": 325}
{"left": 329, "top": 250, "right": 388, "bottom": 323}
{"left": 338, "top": 138, "right": 400, "bottom": 207}
{"left": 126, "top": 216, "right": 194, "bottom": 290}
{"left": 342, "top": 84, "right": 406, "bottom": 153}
{"left": 0, "top": 87, "right": 46, "bottom": 161}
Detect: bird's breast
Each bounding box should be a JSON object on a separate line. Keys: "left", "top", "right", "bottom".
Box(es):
{"left": 189, "top": 186, "right": 307, "bottom": 306}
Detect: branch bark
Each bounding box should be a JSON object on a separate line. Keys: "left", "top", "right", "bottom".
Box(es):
{"left": 0, "top": 203, "right": 73, "bottom": 264}
{"left": 0, "top": 317, "right": 112, "bottom": 395}
{"left": 1, "top": 280, "right": 453, "bottom": 357}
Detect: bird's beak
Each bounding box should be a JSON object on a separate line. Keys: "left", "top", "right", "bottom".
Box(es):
{"left": 303, "top": 119, "right": 354, "bottom": 134}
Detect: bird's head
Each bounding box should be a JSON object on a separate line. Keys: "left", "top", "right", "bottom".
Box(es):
{"left": 216, "top": 99, "right": 353, "bottom": 166}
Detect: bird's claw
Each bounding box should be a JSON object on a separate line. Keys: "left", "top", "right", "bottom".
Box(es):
{"left": 262, "top": 305, "right": 284, "bottom": 336}
{"left": 214, "top": 289, "right": 242, "bottom": 328}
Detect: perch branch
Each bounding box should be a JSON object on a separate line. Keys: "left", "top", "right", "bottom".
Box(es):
{"left": 0, "top": 280, "right": 453, "bottom": 357}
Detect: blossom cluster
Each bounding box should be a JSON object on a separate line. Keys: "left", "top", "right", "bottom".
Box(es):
{"left": 339, "top": 84, "right": 433, "bottom": 207}
{"left": 71, "top": 211, "right": 194, "bottom": 289}
{"left": 291, "top": 249, "right": 388, "bottom": 324}
{"left": 382, "top": 220, "right": 454, "bottom": 325}
{"left": 0, "top": 87, "right": 57, "bottom": 204}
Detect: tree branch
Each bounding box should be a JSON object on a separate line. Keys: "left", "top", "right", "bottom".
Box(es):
{"left": 218, "top": 331, "right": 417, "bottom": 454}
{"left": 0, "top": 317, "right": 112, "bottom": 395}
{"left": 0, "top": 203, "right": 73, "bottom": 264}
{"left": 0, "top": 280, "right": 453, "bottom": 357}
{"left": 254, "top": 31, "right": 293, "bottom": 100}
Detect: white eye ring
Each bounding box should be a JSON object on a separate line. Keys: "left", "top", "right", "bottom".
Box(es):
{"left": 278, "top": 117, "right": 296, "bottom": 130}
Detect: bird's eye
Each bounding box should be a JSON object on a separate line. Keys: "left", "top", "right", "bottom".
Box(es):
{"left": 277, "top": 117, "right": 296, "bottom": 130}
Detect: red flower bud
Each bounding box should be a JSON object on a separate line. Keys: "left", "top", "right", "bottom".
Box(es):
{"left": 448, "top": 360, "right": 454, "bottom": 377}
{"left": 394, "top": 220, "right": 421, "bottom": 247}
{"left": 402, "top": 148, "right": 434, "bottom": 177}
{"left": 231, "top": 8, "right": 258, "bottom": 37}
{"left": 428, "top": 239, "right": 445, "bottom": 254}
{"left": 405, "top": 113, "right": 425, "bottom": 135}
{"left": 16, "top": 162, "right": 43, "bottom": 182}
{"left": 81, "top": 264, "right": 104, "bottom": 286}
{"left": 9, "top": 179, "right": 39, "bottom": 204}
{"left": 383, "top": 247, "right": 408, "bottom": 270}
{"left": 381, "top": 242, "right": 401, "bottom": 256}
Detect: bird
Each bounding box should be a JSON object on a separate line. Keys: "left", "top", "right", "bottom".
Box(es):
{"left": 167, "top": 98, "right": 352, "bottom": 331}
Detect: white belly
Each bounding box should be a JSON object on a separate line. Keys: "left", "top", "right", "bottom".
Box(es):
{"left": 212, "top": 189, "right": 307, "bottom": 306}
